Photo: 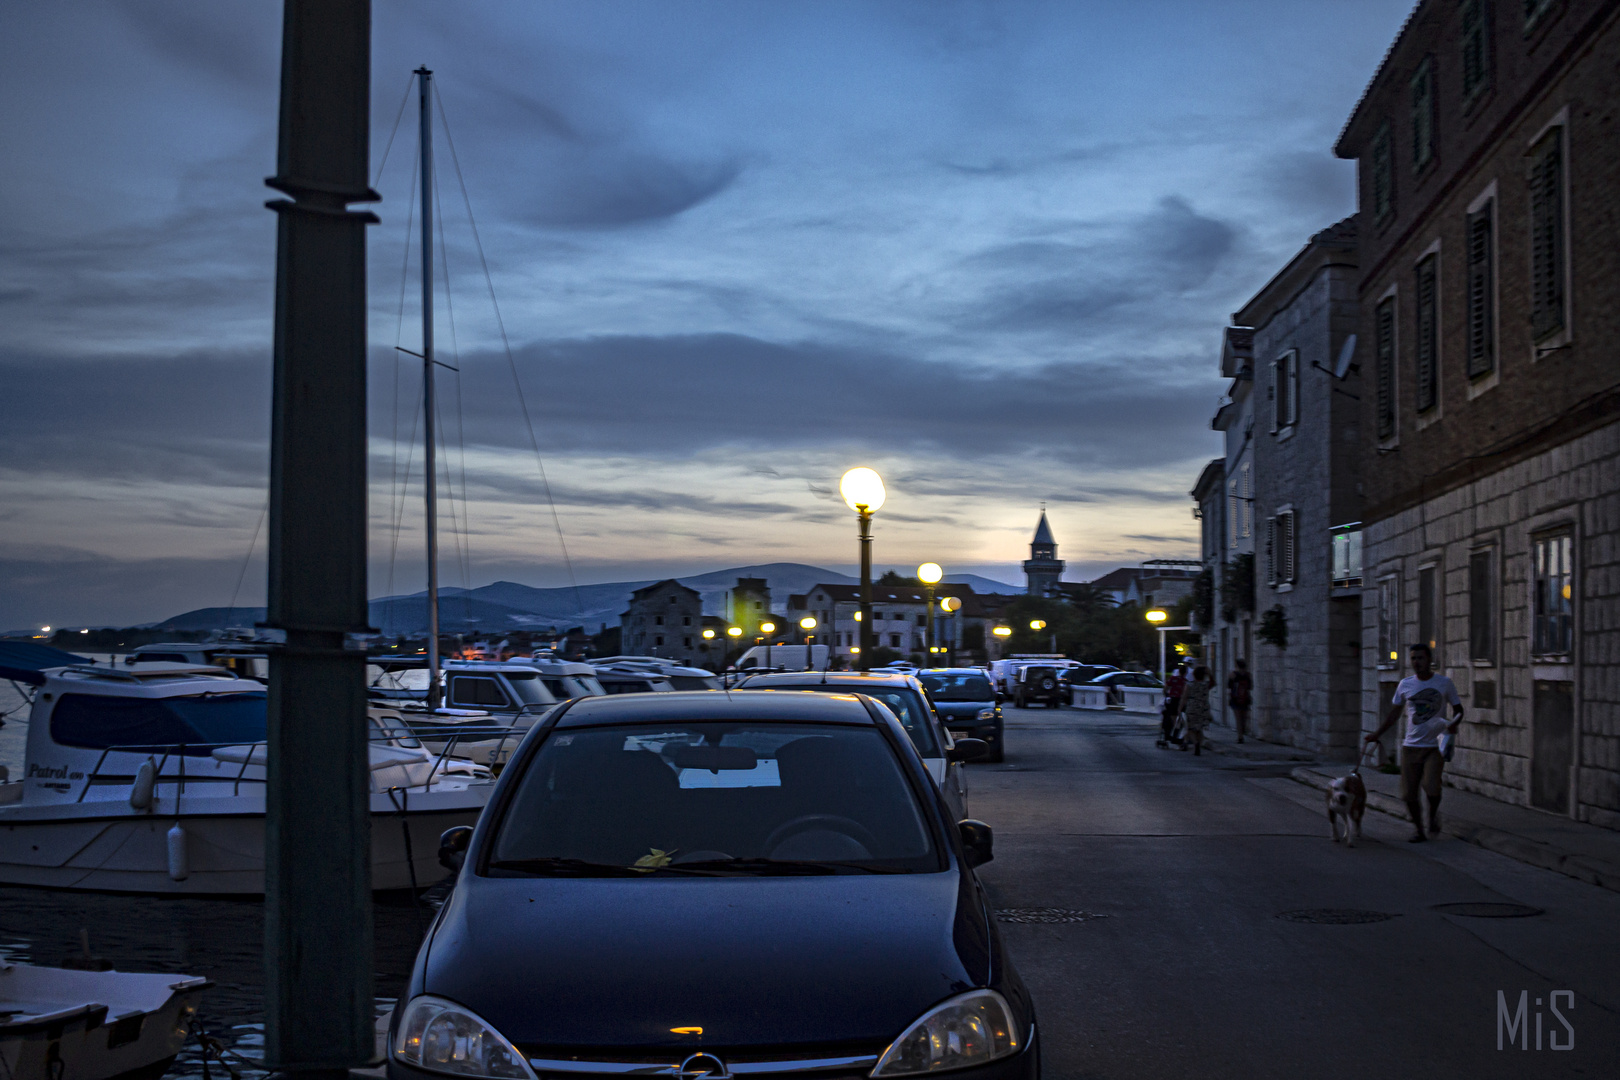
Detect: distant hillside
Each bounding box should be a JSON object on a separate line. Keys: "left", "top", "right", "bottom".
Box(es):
{"left": 155, "top": 562, "right": 1025, "bottom": 636}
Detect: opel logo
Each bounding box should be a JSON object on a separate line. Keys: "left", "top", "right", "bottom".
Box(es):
{"left": 678, "top": 1052, "right": 729, "bottom": 1078}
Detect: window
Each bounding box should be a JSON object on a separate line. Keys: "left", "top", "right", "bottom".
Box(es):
{"left": 1371, "top": 121, "right": 1394, "bottom": 223}
{"left": 1469, "top": 549, "right": 1496, "bottom": 664}
{"left": 1415, "top": 254, "right": 1439, "bottom": 412}
{"left": 1240, "top": 463, "right": 1252, "bottom": 538}
{"left": 655, "top": 615, "right": 664, "bottom": 626}
{"left": 449, "top": 677, "right": 508, "bottom": 709}
{"left": 1272, "top": 350, "right": 1299, "bottom": 430}
{"left": 1411, "top": 57, "right": 1436, "bottom": 171}
{"left": 1267, "top": 511, "right": 1296, "bottom": 586}
{"left": 669, "top": 595, "right": 677, "bottom": 603}
{"left": 654, "top": 635, "right": 664, "bottom": 647}
{"left": 1467, "top": 201, "right": 1496, "bottom": 377}
{"left": 1376, "top": 296, "right": 1397, "bottom": 439}
{"left": 1532, "top": 531, "right": 1573, "bottom": 657}
{"left": 915, "top": 615, "right": 926, "bottom": 627}
{"left": 1377, "top": 576, "right": 1401, "bottom": 666}
{"left": 1529, "top": 128, "right": 1566, "bottom": 342}
{"left": 1332, "top": 526, "right": 1363, "bottom": 588}
{"left": 889, "top": 634, "right": 902, "bottom": 648}
{"left": 1417, "top": 564, "right": 1439, "bottom": 654}
{"left": 1461, "top": 0, "right": 1492, "bottom": 100}
{"left": 682, "top": 616, "right": 691, "bottom": 626}
{"left": 683, "top": 637, "right": 692, "bottom": 648}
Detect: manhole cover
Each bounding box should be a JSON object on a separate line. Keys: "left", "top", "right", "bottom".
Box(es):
{"left": 1433, "top": 902, "right": 1544, "bottom": 918}
{"left": 996, "top": 908, "right": 1108, "bottom": 924}
{"left": 1277, "top": 909, "right": 1399, "bottom": 925}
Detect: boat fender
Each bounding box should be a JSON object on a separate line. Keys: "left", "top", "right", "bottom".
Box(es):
{"left": 130, "top": 759, "right": 156, "bottom": 810}
{"left": 167, "top": 824, "right": 189, "bottom": 881}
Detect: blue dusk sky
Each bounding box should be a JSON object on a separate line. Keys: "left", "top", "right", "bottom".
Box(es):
{"left": 0, "top": 1, "right": 1410, "bottom": 628}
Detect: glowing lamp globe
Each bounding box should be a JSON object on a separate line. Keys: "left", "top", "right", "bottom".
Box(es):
{"left": 759, "top": 622, "right": 776, "bottom": 634}
{"left": 1145, "top": 609, "right": 1168, "bottom": 624}
{"left": 800, "top": 616, "right": 817, "bottom": 630}
{"left": 992, "top": 626, "right": 1012, "bottom": 638}
{"left": 702, "top": 629, "right": 716, "bottom": 639}
{"left": 726, "top": 626, "right": 743, "bottom": 638}
{"left": 917, "top": 562, "right": 943, "bottom": 585}
{"left": 840, "top": 468, "right": 886, "bottom": 513}
{"left": 939, "top": 596, "right": 962, "bottom": 613}
{"left": 1030, "top": 619, "right": 1047, "bottom": 631}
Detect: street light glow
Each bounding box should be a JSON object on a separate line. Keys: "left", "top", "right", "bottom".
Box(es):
{"left": 839, "top": 467, "right": 886, "bottom": 513}
{"left": 916, "top": 562, "right": 943, "bottom": 585}
{"left": 759, "top": 622, "right": 776, "bottom": 634}
{"left": 40, "top": 626, "right": 51, "bottom": 634}
{"left": 1145, "top": 609, "right": 1168, "bottom": 624}
{"left": 726, "top": 626, "right": 743, "bottom": 638}
{"left": 992, "top": 626, "right": 1012, "bottom": 638}
{"left": 853, "top": 611, "right": 862, "bottom": 621}
{"left": 1030, "top": 619, "right": 1047, "bottom": 631}
{"left": 702, "top": 629, "right": 716, "bottom": 639}
{"left": 799, "top": 616, "right": 817, "bottom": 630}
{"left": 939, "top": 596, "right": 962, "bottom": 613}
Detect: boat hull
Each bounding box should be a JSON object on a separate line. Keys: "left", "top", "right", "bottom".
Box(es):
{"left": 0, "top": 789, "right": 488, "bottom": 895}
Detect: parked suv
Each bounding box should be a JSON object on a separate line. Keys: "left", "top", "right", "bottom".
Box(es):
{"left": 1012, "top": 665, "right": 1067, "bottom": 709}
{"left": 919, "top": 669, "right": 1005, "bottom": 763}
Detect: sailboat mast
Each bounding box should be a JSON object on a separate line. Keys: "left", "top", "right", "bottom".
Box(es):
{"left": 418, "top": 66, "right": 441, "bottom": 708}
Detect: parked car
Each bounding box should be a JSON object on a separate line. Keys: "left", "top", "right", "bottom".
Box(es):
{"left": 919, "top": 669, "right": 1005, "bottom": 762}
{"left": 1086, "top": 669, "right": 1164, "bottom": 707}
{"left": 394, "top": 690, "right": 1036, "bottom": 1080}
{"left": 733, "top": 671, "right": 968, "bottom": 820}
{"left": 594, "top": 667, "right": 677, "bottom": 694}
{"left": 1011, "top": 665, "right": 1067, "bottom": 709}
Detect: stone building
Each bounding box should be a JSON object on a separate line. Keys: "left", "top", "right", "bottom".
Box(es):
{"left": 1336, "top": 0, "right": 1620, "bottom": 825}
{"left": 1224, "top": 219, "right": 1364, "bottom": 757}
{"left": 1210, "top": 325, "right": 1259, "bottom": 693}
{"left": 788, "top": 582, "right": 985, "bottom": 665}
{"left": 725, "top": 577, "right": 773, "bottom": 637}
{"left": 619, "top": 579, "right": 704, "bottom": 666}
{"left": 1022, "top": 512, "right": 1065, "bottom": 596}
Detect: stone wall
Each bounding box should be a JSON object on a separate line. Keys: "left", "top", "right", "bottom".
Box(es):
{"left": 1361, "top": 419, "right": 1620, "bottom": 829}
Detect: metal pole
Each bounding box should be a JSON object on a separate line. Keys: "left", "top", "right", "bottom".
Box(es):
{"left": 263, "top": 1, "right": 376, "bottom": 1074}
{"left": 1159, "top": 627, "right": 1166, "bottom": 684}
{"left": 925, "top": 584, "right": 935, "bottom": 661}
{"left": 857, "top": 509, "right": 873, "bottom": 669}
{"left": 418, "top": 67, "right": 442, "bottom": 710}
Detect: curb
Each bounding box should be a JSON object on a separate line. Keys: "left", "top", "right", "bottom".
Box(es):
{"left": 1290, "top": 767, "right": 1620, "bottom": 895}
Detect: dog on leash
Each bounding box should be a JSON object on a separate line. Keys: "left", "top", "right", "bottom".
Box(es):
{"left": 1327, "top": 767, "right": 1367, "bottom": 847}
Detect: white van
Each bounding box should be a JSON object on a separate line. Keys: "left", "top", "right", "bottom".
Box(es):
{"left": 733, "top": 644, "right": 831, "bottom": 673}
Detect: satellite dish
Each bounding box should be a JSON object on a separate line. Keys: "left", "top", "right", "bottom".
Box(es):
{"left": 1333, "top": 334, "right": 1357, "bottom": 379}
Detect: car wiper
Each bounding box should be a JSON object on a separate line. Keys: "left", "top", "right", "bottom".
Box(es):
{"left": 487, "top": 857, "right": 709, "bottom": 877}
{"left": 669, "top": 858, "right": 908, "bottom": 875}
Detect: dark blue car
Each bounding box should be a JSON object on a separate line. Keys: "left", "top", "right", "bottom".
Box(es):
{"left": 389, "top": 689, "right": 1038, "bottom": 1079}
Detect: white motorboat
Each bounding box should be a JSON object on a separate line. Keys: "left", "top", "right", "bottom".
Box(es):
{"left": 0, "top": 650, "right": 494, "bottom": 894}
{"left": 0, "top": 961, "right": 209, "bottom": 1080}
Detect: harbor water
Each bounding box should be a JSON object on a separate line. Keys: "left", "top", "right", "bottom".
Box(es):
{"left": 0, "top": 658, "right": 440, "bottom": 1077}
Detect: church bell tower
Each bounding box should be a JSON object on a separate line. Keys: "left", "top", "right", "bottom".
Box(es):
{"left": 1023, "top": 509, "right": 1065, "bottom": 596}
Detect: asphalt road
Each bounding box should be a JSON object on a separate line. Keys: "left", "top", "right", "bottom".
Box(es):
{"left": 971, "top": 707, "right": 1620, "bottom": 1080}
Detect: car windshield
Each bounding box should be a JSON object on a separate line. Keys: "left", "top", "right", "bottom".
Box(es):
{"left": 918, "top": 673, "right": 994, "bottom": 702}
{"left": 490, "top": 722, "right": 940, "bottom": 875}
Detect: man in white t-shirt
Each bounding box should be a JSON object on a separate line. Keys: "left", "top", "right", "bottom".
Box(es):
{"left": 1364, "top": 644, "right": 1464, "bottom": 842}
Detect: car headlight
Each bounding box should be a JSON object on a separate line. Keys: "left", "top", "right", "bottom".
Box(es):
{"left": 976, "top": 708, "right": 996, "bottom": 721}
{"left": 394, "top": 995, "right": 534, "bottom": 1078}
{"left": 871, "top": 989, "right": 1020, "bottom": 1076}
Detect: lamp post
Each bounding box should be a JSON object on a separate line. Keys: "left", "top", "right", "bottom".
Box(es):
{"left": 1030, "top": 618, "right": 1055, "bottom": 654}
{"left": 840, "top": 468, "right": 885, "bottom": 670}
{"left": 917, "top": 562, "right": 942, "bottom": 660}
{"left": 800, "top": 616, "right": 817, "bottom": 670}
{"left": 1143, "top": 608, "right": 1189, "bottom": 684}
{"left": 938, "top": 595, "right": 961, "bottom": 665}
{"left": 759, "top": 621, "right": 775, "bottom": 669}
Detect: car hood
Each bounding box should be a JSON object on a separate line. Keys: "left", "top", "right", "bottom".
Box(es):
{"left": 423, "top": 871, "right": 987, "bottom": 1052}
{"left": 932, "top": 701, "right": 994, "bottom": 719}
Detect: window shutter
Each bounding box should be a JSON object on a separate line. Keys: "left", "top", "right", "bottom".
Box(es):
{"left": 1410, "top": 58, "right": 1435, "bottom": 170}
{"left": 1416, "top": 256, "right": 1438, "bottom": 411}
{"left": 1287, "top": 351, "right": 1299, "bottom": 427}
{"left": 1376, "top": 297, "right": 1396, "bottom": 438}
{"left": 1529, "top": 131, "right": 1565, "bottom": 340}
{"left": 1466, "top": 205, "right": 1494, "bottom": 377}
{"left": 1281, "top": 513, "right": 1296, "bottom": 584}
{"left": 1462, "top": 0, "right": 1490, "bottom": 98}
{"left": 1371, "top": 122, "right": 1394, "bottom": 222}
{"left": 1270, "top": 358, "right": 1281, "bottom": 431}
{"left": 1266, "top": 517, "right": 1277, "bottom": 585}
{"left": 1469, "top": 550, "right": 1495, "bottom": 663}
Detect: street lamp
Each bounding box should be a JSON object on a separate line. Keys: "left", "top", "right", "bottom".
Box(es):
{"left": 726, "top": 626, "right": 742, "bottom": 638}
{"left": 800, "top": 616, "right": 818, "bottom": 670}
{"left": 702, "top": 628, "right": 716, "bottom": 639}
{"left": 917, "top": 562, "right": 942, "bottom": 658}
{"left": 841, "top": 467, "right": 885, "bottom": 669}
{"left": 759, "top": 621, "right": 776, "bottom": 667}
{"left": 1143, "top": 608, "right": 1188, "bottom": 684}
{"left": 937, "top": 594, "right": 961, "bottom": 664}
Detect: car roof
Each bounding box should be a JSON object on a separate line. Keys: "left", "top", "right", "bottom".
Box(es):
{"left": 735, "top": 671, "right": 921, "bottom": 689}
{"left": 554, "top": 688, "right": 876, "bottom": 728}
{"left": 920, "top": 668, "right": 989, "bottom": 676}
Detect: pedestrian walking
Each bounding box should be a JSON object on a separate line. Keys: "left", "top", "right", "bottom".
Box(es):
{"left": 1178, "top": 666, "right": 1214, "bottom": 756}
{"left": 1157, "top": 663, "right": 1188, "bottom": 748}
{"left": 1363, "top": 643, "right": 1464, "bottom": 843}
{"left": 1226, "top": 658, "right": 1252, "bottom": 743}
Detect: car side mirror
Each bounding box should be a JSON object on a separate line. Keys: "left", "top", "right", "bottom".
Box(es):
{"left": 947, "top": 737, "right": 989, "bottom": 763}
{"left": 439, "top": 826, "right": 473, "bottom": 872}
{"left": 958, "top": 819, "right": 993, "bottom": 868}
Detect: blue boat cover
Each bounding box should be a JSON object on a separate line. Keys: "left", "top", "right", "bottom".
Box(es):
{"left": 0, "top": 641, "right": 92, "bottom": 686}
{"left": 50, "top": 691, "right": 267, "bottom": 754}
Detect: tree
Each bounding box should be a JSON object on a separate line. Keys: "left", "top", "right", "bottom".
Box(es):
{"left": 877, "top": 570, "right": 920, "bottom": 586}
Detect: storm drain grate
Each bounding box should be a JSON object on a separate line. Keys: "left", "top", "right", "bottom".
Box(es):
{"left": 1277, "top": 909, "right": 1399, "bottom": 925}
{"left": 1433, "top": 902, "right": 1544, "bottom": 919}
{"left": 996, "top": 908, "right": 1108, "bottom": 924}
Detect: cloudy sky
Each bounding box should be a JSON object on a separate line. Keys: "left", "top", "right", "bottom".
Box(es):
{"left": 0, "top": 1, "right": 1410, "bottom": 629}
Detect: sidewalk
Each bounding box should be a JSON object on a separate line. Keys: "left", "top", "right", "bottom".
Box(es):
{"left": 1197, "top": 728, "right": 1319, "bottom": 764}
{"left": 1290, "top": 761, "right": 1620, "bottom": 894}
